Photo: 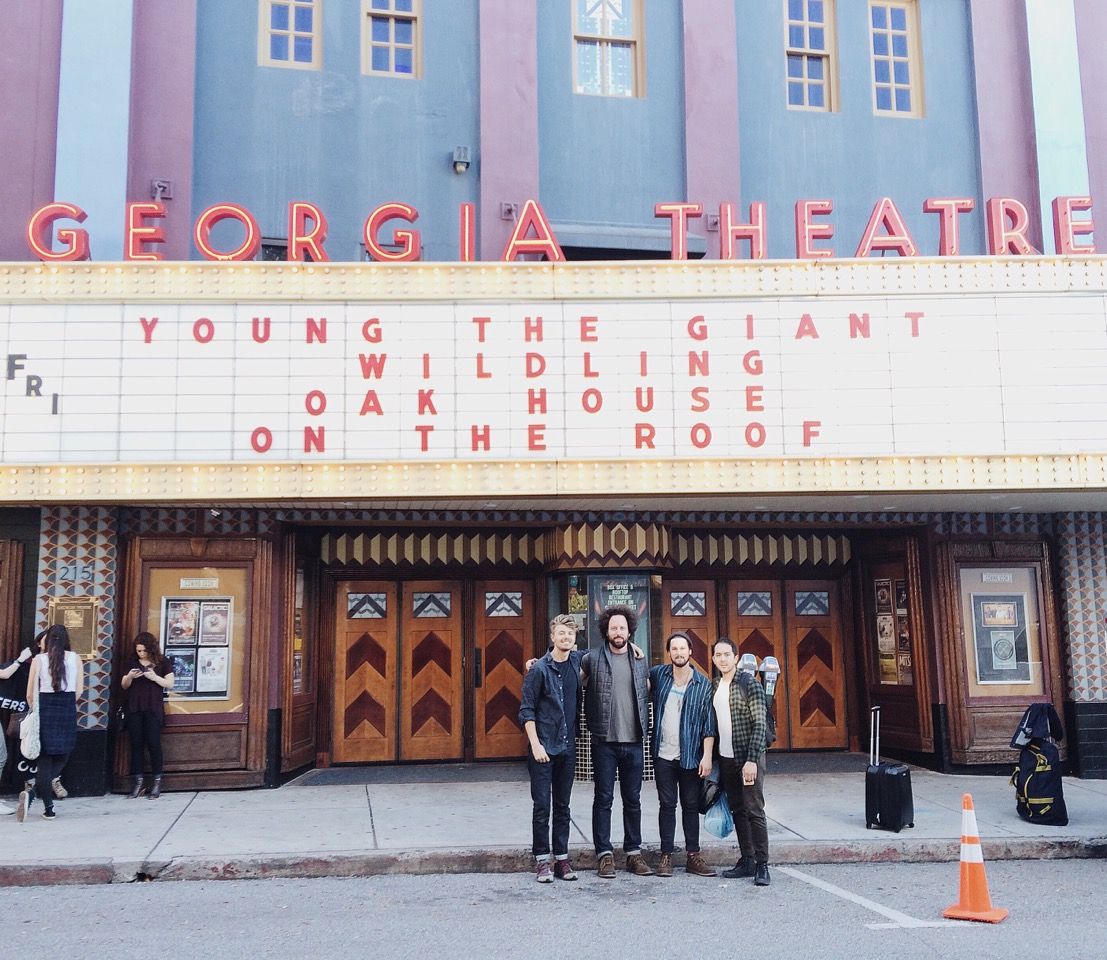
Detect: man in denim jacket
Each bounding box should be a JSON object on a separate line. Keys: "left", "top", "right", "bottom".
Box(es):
{"left": 519, "top": 614, "right": 583, "bottom": 883}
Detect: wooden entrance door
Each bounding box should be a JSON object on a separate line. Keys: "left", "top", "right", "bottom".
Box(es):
{"left": 661, "top": 579, "right": 715, "bottom": 674}
{"left": 400, "top": 580, "right": 464, "bottom": 761}
{"left": 785, "top": 579, "right": 847, "bottom": 749}
{"left": 725, "top": 579, "right": 790, "bottom": 749}
{"left": 333, "top": 581, "right": 398, "bottom": 763}
{"left": 474, "top": 580, "right": 531, "bottom": 759}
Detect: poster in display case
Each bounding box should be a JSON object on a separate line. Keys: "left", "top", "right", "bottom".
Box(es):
{"left": 971, "top": 593, "right": 1031, "bottom": 684}
{"left": 160, "top": 597, "right": 233, "bottom": 700}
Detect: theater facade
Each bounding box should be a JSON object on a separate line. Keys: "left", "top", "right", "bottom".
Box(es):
{"left": 1, "top": 254, "right": 1105, "bottom": 794}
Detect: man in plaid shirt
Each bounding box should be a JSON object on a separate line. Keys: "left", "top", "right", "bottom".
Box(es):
{"left": 710, "top": 636, "right": 771, "bottom": 886}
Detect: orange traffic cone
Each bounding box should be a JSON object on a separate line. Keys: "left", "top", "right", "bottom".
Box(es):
{"left": 943, "top": 793, "right": 1008, "bottom": 923}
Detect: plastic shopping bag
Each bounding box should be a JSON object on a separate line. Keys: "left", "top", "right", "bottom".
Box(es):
{"left": 703, "top": 792, "right": 734, "bottom": 839}
{"left": 20, "top": 708, "right": 40, "bottom": 761}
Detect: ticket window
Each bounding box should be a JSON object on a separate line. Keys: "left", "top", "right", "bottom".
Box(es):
{"left": 547, "top": 572, "right": 658, "bottom": 658}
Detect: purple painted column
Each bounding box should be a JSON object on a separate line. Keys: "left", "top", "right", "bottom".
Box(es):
{"left": 478, "top": 0, "right": 539, "bottom": 260}
{"left": 969, "top": 0, "right": 1042, "bottom": 249}
{"left": 0, "top": 1, "right": 63, "bottom": 261}
{"left": 1074, "top": 0, "right": 1107, "bottom": 237}
{"left": 127, "top": 0, "right": 197, "bottom": 260}
{"left": 682, "top": 0, "right": 741, "bottom": 259}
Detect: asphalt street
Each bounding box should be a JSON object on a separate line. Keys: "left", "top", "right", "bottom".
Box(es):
{"left": 3, "top": 859, "right": 1104, "bottom": 959}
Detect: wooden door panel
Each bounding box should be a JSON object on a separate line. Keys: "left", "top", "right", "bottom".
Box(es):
{"left": 401, "top": 580, "right": 463, "bottom": 761}
{"left": 474, "top": 580, "right": 530, "bottom": 759}
{"left": 334, "top": 581, "right": 397, "bottom": 763}
{"left": 785, "top": 580, "right": 847, "bottom": 749}
{"left": 661, "top": 579, "right": 714, "bottom": 674}
{"left": 726, "top": 579, "right": 789, "bottom": 749}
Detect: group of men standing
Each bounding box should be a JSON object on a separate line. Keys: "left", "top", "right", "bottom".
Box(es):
{"left": 519, "top": 605, "right": 771, "bottom": 885}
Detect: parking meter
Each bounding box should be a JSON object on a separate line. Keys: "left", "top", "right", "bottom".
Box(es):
{"left": 760, "top": 656, "right": 781, "bottom": 703}
{"left": 738, "top": 652, "right": 759, "bottom": 676}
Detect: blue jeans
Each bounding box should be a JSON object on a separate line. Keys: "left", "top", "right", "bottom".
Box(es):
{"left": 528, "top": 747, "right": 576, "bottom": 858}
{"left": 591, "top": 738, "right": 644, "bottom": 857}
{"left": 654, "top": 756, "right": 702, "bottom": 853}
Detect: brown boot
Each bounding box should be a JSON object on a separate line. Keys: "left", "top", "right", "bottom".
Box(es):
{"left": 656, "top": 853, "right": 673, "bottom": 877}
{"left": 128, "top": 775, "right": 145, "bottom": 799}
{"left": 147, "top": 776, "right": 162, "bottom": 800}
{"left": 597, "top": 853, "right": 616, "bottom": 879}
{"left": 626, "top": 853, "right": 655, "bottom": 876}
{"left": 686, "top": 852, "right": 717, "bottom": 877}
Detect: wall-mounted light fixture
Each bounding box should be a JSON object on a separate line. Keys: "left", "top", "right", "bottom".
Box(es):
{"left": 452, "top": 145, "right": 471, "bottom": 174}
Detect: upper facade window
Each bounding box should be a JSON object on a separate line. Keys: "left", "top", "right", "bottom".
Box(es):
{"left": 362, "top": 0, "right": 420, "bottom": 77}
{"left": 869, "top": 1, "right": 922, "bottom": 116}
{"left": 573, "top": 0, "right": 643, "bottom": 97}
{"left": 259, "top": 0, "right": 322, "bottom": 69}
{"left": 785, "top": 0, "right": 835, "bottom": 111}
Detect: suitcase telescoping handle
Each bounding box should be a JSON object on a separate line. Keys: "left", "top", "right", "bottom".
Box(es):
{"left": 869, "top": 705, "right": 880, "bottom": 766}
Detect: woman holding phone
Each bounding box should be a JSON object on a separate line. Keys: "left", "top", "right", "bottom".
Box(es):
{"left": 120, "top": 631, "right": 174, "bottom": 799}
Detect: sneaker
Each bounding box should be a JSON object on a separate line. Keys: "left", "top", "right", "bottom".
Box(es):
{"left": 686, "top": 852, "right": 717, "bottom": 877}
{"left": 656, "top": 853, "right": 673, "bottom": 877}
{"left": 753, "top": 862, "right": 771, "bottom": 886}
{"left": 597, "top": 853, "right": 616, "bottom": 879}
{"left": 553, "top": 859, "right": 578, "bottom": 881}
{"left": 626, "top": 853, "right": 655, "bottom": 877}
{"left": 722, "top": 855, "right": 755, "bottom": 879}
{"left": 535, "top": 860, "right": 553, "bottom": 883}
{"left": 41, "top": 808, "right": 57, "bottom": 821}
{"left": 15, "top": 790, "right": 31, "bottom": 823}
{"left": 51, "top": 778, "right": 68, "bottom": 800}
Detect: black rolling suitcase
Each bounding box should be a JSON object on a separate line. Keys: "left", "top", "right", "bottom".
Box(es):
{"left": 865, "top": 706, "right": 914, "bottom": 832}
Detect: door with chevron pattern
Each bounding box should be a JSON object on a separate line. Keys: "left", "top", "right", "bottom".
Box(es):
{"left": 726, "top": 579, "right": 791, "bottom": 749}
{"left": 334, "top": 581, "right": 398, "bottom": 763}
{"left": 474, "top": 580, "right": 531, "bottom": 759}
{"left": 401, "top": 580, "right": 464, "bottom": 761}
{"left": 785, "top": 579, "right": 846, "bottom": 748}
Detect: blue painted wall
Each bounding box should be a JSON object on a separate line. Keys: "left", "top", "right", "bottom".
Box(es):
{"left": 737, "top": 0, "right": 984, "bottom": 258}
{"left": 192, "top": 0, "right": 478, "bottom": 260}
{"left": 54, "top": 0, "right": 133, "bottom": 260}
{"left": 536, "top": 0, "right": 686, "bottom": 247}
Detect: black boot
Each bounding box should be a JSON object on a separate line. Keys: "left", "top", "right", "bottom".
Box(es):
{"left": 128, "top": 775, "right": 145, "bottom": 799}
{"left": 147, "top": 775, "right": 162, "bottom": 800}
{"left": 754, "top": 862, "right": 771, "bottom": 886}
{"left": 722, "top": 856, "right": 755, "bottom": 879}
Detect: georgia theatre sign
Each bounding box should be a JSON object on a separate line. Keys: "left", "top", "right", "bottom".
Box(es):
{"left": 22, "top": 195, "right": 1098, "bottom": 262}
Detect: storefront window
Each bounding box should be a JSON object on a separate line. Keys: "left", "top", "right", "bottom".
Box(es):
{"left": 145, "top": 566, "right": 250, "bottom": 715}
{"left": 957, "top": 566, "right": 1044, "bottom": 698}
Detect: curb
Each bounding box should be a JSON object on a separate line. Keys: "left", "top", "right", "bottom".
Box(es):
{"left": 2, "top": 836, "right": 1103, "bottom": 886}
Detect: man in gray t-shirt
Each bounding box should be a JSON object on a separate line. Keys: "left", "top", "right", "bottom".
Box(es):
{"left": 582, "top": 604, "right": 653, "bottom": 878}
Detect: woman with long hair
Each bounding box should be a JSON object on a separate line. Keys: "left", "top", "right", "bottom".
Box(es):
{"left": 119, "top": 631, "right": 174, "bottom": 799}
{"left": 19, "top": 624, "right": 82, "bottom": 821}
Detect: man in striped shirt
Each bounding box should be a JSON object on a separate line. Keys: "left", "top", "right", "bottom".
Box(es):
{"left": 649, "top": 632, "right": 717, "bottom": 877}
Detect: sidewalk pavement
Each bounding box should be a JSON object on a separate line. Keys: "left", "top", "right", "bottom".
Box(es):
{"left": 1, "top": 762, "right": 1104, "bottom": 886}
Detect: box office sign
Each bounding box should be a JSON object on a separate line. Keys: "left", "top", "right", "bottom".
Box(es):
{"left": 4, "top": 292, "right": 1107, "bottom": 464}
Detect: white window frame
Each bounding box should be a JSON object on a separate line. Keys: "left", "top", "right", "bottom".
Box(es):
{"left": 784, "top": 0, "right": 837, "bottom": 112}
{"left": 361, "top": 0, "right": 422, "bottom": 79}
{"left": 868, "top": 1, "right": 924, "bottom": 118}
{"left": 258, "top": 0, "right": 323, "bottom": 71}
{"left": 572, "top": 0, "right": 645, "bottom": 98}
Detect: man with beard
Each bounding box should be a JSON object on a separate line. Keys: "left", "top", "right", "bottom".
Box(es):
{"left": 582, "top": 604, "right": 653, "bottom": 878}
{"left": 648, "top": 632, "right": 717, "bottom": 877}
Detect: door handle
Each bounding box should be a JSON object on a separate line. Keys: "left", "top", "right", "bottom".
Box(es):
{"left": 474, "top": 648, "right": 483, "bottom": 688}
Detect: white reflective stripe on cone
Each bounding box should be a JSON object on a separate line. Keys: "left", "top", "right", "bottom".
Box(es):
{"left": 961, "top": 808, "right": 980, "bottom": 837}
{"left": 959, "top": 842, "right": 984, "bottom": 863}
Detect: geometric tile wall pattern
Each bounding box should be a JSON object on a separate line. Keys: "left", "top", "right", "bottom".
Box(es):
{"left": 1053, "top": 512, "right": 1107, "bottom": 703}
{"left": 35, "top": 506, "right": 119, "bottom": 730}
